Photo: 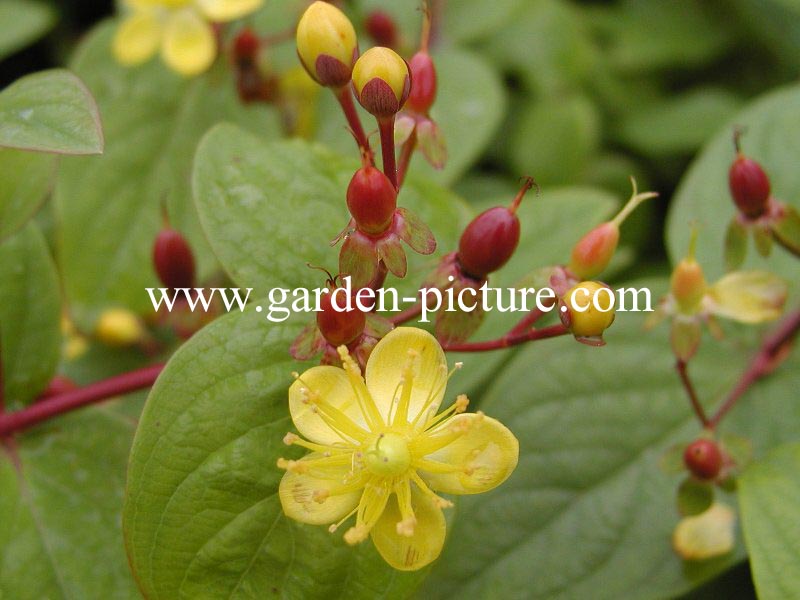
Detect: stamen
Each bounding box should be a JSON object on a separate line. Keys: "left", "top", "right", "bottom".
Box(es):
{"left": 329, "top": 503, "right": 360, "bottom": 533}
{"left": 410, "top": 472, "right": 454, "bottom": 509}
{"left": 395, "top": 479, "right": 416, "bottom": 537}
{"left": 284, "top": 433, "right": 351, "bottom": 455}
{"left": 392, "top": 349, "right": 419, "bottom": 426}
{"left": 411, "top": 412, "right": 483, "bottom": 456}
{"left": 412, "top": 458, "right": 465, "bottom": 474}
{"left": 410, "top": 362, "right": 462, "bottom": 428}
{"left": 293, "top": 372, "right": 369, "bottom": 443}
{"left": 422, "top": 394, "right": 470, "bottom": 430}
{"left": 337, "top": 346, "right": 385, "bottom": 430}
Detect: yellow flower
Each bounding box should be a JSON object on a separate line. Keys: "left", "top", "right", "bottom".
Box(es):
{"left": 113, "top": 0, "right": 263, "bottom": 76}
{"left": 95, "top": 308, "right": 146, "bottom": 347}
{"left": 278, "top": 327, "right": 519, "bottom": 571}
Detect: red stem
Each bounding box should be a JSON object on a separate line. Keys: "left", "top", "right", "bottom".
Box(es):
{"left": 509, "top": 298, "right": 556, "bottom": 336}
{"left": 397, "top": 129, "right": 417, "bottom": 189}
{"left": 391, "top": 301, "right": 423, "bottom": 325}
{"left": 442, "top": 324, "right": 568, "bottom": 353}
{"left": 0, "top": 364, "right": 164, "bottom": 438}
{"left": 335, "top": 87, "right": 369, "bottom": 153}
{"left": 0, "top": 344, "right": 5, "bottom": 415}
{"left": 378, "top": 116, "right": 398, "bottom": 188}
{"left": 675, "top": 359, "right": 710, "bottom": 428}
{"left": 708, "top": 309, "right": 800, "bottom": 428}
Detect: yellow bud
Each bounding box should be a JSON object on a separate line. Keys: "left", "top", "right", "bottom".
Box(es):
{"left": 95, "top": 308, "right": 146, "bottom": 347}
{"left": 296, "top": 1, "right": 358, "bottom": 88}
{"left": 562, "top": 281, "right": 616, "bottom": 339}
{"left": 352, "top": 47, "right": 410, "bottom": 118}
{"left": 670, "top": 258, "right": 707, "bottom": 314}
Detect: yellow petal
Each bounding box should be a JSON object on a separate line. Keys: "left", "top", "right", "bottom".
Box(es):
{"left": 370, "top": 485, "right": 446, "bottom": 571}
{"left": 421, "top": 414, "right": 519, "bottom": 495}
{"left": 112, "top": 11, "right": 162, "bottom": 66}
{"left": 161, "top": 9, "right": 216, "bottom": 76}
{"left": 278, "top": 455, "right": 360, "bottom": 526}
{"left": 673, "top": 503, "right": 736, "bottom": 561}
{"left": 196, "top": 0, "right": 263, "bottom": 22}
{"left": 365, "top": 327, "right": 447, "bottom": 426}
{"left": 289, "top": 366, "right": 366, "bottom": 445}
{"left": 707, "top": 270, "right": 787, "bottom": 324}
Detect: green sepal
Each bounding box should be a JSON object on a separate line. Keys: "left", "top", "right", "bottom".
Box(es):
{"left": 677, "top": 476, "right": 714, "bottom": 517}
{"left": 723, "top": 217, "right": 748, "bottom": 271}
{"left": 671, "top": 317, "right": 702, "bottom": 362}
{"left": 752, "top": 224, "right": 774, "bottom": 257}
{"left": 771, "top": 203, "right": 800, "bottom": 257}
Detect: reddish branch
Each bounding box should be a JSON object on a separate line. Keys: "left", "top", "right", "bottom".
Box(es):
{"left": 708, "top": 309, "right": 800, "bottom": 428}
{"left": 335, "top": 88, "right": 370, "bottom": 152}
{"left": 676, "top": 359, "right": 710, "bottom": 428}
{"left": 0, "top": 364, "right": 164, "bottom": 438}
{"left": 442, "top": 324, "right": 568, "bottom": 352}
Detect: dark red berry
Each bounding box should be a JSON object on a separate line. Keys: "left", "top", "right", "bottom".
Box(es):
{"left": 729, "top": 154, "right": 771, "bottom": 219}
{"left": 683, "top": 439, "right": 723, "bottom": 480}
{"left": 457, "top": 207, "right": 520, "bottom": 279}
{"left": 364, "top": 10, "right": 398, "bottom": 49}
{"left": 233, "top": 28, "right": 260, "bottom": 63}
{"left": 346, "top": 165, "right": 397, "bottom": 235}
{"left": 317, "top": 290, "right": 366, "bottom": 347}
{"left": 406, "top": 51, "right": 437, "bottom": 114}
{"left": 153, "top": 228, "right": 196, "bottom": 290}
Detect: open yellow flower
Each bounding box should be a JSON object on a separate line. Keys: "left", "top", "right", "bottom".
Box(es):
{"left": 278, "top": 327, "right": 519, "bottom": 571}
{"left": 113, "top": 0, "right": 263, "bottom": 76}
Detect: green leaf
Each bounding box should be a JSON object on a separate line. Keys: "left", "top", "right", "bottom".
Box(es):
{"left": 0, "top": 0, "right": 55, "bottom": 60}
{"left": 667, "top": 84, "right": 800, "bottom": 294}
{"left": 0, "top": 404, "right": 142, "bottom": 599}
{"left": 739, "top": 442, "right": 800, "bottom": 600}
{"left": 0, "top": 147, "right": 56, "bottom": 241}
{"left": 123, "top": 307, "right": 427, "bottom": 598}
{"left": 731, "top": 0, "right": 800, "bottom": 70}
{"left": 315, "top": 48, "right": 505, "bottom": 186}
{"left": 443, "top": 0, "right": 526, "bottom": 43}
{"left": 192, "top": 124, "right": 467, "bottom": 299}
{"left": 422, "top": 294, "right": 800, "bottom": 599}
{"left": 56, "top": 22, "right": 282, "bottom": 329}
{"left": 506, "top": 94, "right": 601, "bottom": 186}
{"left": 677, "top": 477, "right": 715, "bottom": 517}
{"left": 613, "top": 89, "right": 742, "bottom": 157}
{"left": 0, "top": 223, "right": 60, "bottom": 408}
{"left": 0, "top": 69, "right": 103, "bottom": 155}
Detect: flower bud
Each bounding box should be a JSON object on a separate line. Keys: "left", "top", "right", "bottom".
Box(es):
{"left": 352, "top": 47, "right": 410, "bottom": 118}
{"left": 569, "top": 178, "right": 657, "bottom": 279}
{"left": 296, "top": 1, "right": 358, "bottom": 88}
{"left": 729, "top": 154, "right": 770, "bottom": 219}
{"left": 406, "top": 51, "right": 437, "bottom": 114}
{"left": 317, "top": 289, "right": 367, "bottom": 347}
{"left": 561, "top": 281, "right": 616, "bottom": 339}
{"left": 233, "top": 27, "right": 260, "bottom": 63}
{"left": 457, "top": 177, "right": 534, "bottom": 279}
{"left": 671, "top": 230, "right": 706, "bottom": 314}
{"left": 95, "top": 308, "right": 146, "bottom": 347}
{"left": 364, "top": 10, "right": 398, "bottom": 48}
{"left": 153, "top": 228, "right": 196, "bottom": 290}
{"left": 347, "top": 164, "right": 397, "bottom": 235}
{"left": 684, "top": 438, "right": 723, "bottom": 481}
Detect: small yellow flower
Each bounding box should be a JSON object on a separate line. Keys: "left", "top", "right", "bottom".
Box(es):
{"left": 352, "top": 47, "right": 410, "bottom": 118}
{"left": 278, "top": 327, "right": 519, "bottom": 571}
{"left": 113, "top": 0, "right": 263, "bottom": 76}
{"left": 95, "top": 308, "right": 146, "bottom": 347}
{"left": 296, "top": 1, "right": 358, "bottom": 88}
{"left": 673, "top": 503, "right": 736, "bottom": 561}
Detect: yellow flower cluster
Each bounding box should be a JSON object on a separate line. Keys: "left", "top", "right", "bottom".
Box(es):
{"left": 113, "top": 0, "right": 263, "bottom": 76}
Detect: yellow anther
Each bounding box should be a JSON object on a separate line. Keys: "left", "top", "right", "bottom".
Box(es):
{"left": 455, "top": 394, "right": 469, "bottom": 413}
{"left": 344, "top": 525, "right": 369, "bottom": 545}
{"left": 283, "top": 432, "right": 299, "bottom": 445}
{"left": 396, "top": 517, "right": 417, "bottom": 537}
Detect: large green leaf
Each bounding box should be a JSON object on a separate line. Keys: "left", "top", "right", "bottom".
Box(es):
{"left": 421, "top": 294, "right": 800, "bottom": 599}
{"left": 0, "top": 403, "right": 142, "bottom": 599}
{"left": 0, "top": 0, "right": 55, "bottom": 60}
{"left": 739, "top": 442, "right": 800, "bottom": 600}
{"left": 0, "top": 69, "right": 103, "bottom": 155}
{"left": 315, "top": 48, "right": 505, "bottom": 186}
{"left": 667, "top": 84, "right": 800, "bottom": 289}
{"left": 0, "top": 148, "right": 56, "bottom": 241}
{"left": 56, "top": 22, "right": 282, "bottom": 330}
{"left": 193, "top": 123, "right": 467, "bottom": 298}
{"left": 732, "top": 0, "right": 800, "bottom": 69}
{"left": 0, "top": 223, "right": 60, "bottom": 408}
{"left": 124, "top": 307, "right": 427, "bottom": 598}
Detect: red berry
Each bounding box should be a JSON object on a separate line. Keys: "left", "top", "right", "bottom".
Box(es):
{"left": 346, "top": 165, "right": 397, "bottom": 235}
{"left": 406, "top": 51, "right": 437, "bottom": 114}
{"left": 458, "top": 207, "right": 520, "bottom": 279}
{"left": 317, "top": 290, "right": 366, "bottom": 347}
{"left": 233, "top": 28, "right": 260, "bottom": 62}
{"left": 364, "top": 11, "right": 398, "bottom": 48}
{"left": 729, "top": 155, "right": 770, "bottom": 218}
{"left": 683, "top": 439, "right": 723, "bottom": 480}
{"left": 153, "top": 228, "right": 196, "bottom": 290}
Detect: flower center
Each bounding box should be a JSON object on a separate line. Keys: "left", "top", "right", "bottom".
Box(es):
{"left": 365, "top": 432, "right": 411, "bottom": 476}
